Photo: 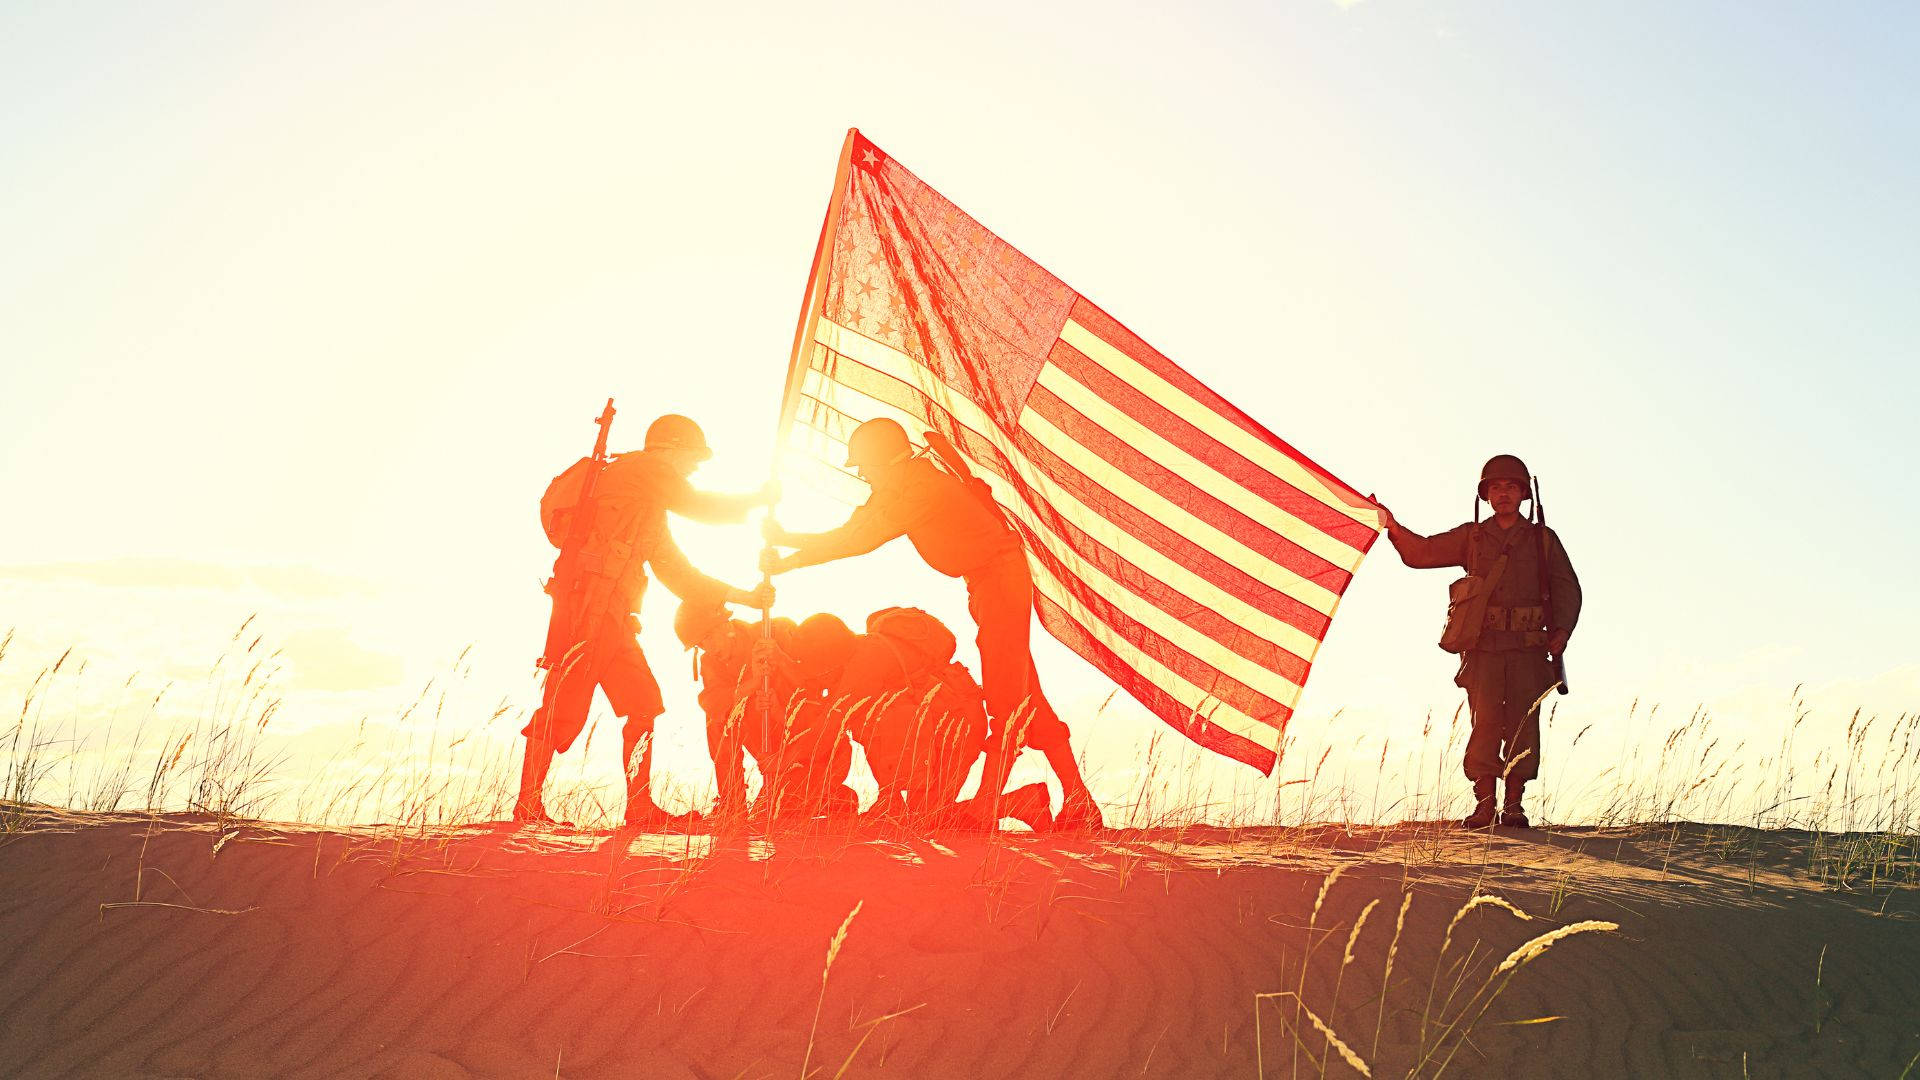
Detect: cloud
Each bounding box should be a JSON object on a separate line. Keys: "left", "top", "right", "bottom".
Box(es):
{"left": 0, "top": 558, "right": 377, "bottom": 600}
{"left": 278, "top": 626, "right": 405, "bottom": 692}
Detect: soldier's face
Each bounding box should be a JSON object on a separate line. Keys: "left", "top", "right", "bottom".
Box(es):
{"left": 854, "top": 460, "right": 899, "bottom": 487}
{"left": 661, "top": 448, "right": 702, "bottom": 478}
{"left": 1483, "top": 478, "right": 1525, "bottom": 516}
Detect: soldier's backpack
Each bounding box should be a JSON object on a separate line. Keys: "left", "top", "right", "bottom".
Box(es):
{"left": 860, "top": 609, "right": 987, "bottom": 801}
{"left": 540, "top": 456, "right": 609, "bottom": 548}
{"left": 1439, "top": 551, "right": 1509, "bottom": 654}
{"left": 865, "top": 607, "right": 959, "bottom": 674}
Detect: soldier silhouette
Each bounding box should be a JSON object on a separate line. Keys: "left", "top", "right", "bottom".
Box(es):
{"left": 760, "top": 418, "right": 1103, "bottom": 830}
{"left": 671, "top": 600, "right": 783, "bottom": 825}
{"left": 519, "top": 413, "right": 773, "bottom": 829}
{"left": 789, "top": 606, "right": 1053, "bottom": 831}
{"left": 1375, "top": 454, "right": 1581, "bottom": 829}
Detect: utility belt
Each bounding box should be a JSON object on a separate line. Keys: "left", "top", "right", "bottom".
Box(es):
{"left": 1483, "top": 605, "right": 1545, "bottom": 633}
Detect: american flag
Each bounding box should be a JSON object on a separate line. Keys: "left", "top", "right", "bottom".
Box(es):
{"left": 776, "top": 130, "right": 1380, "bottom": 774}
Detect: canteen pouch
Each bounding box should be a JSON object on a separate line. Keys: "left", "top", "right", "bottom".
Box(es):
{"left": 1439, "top": 553, "right": 1509, "bottom": 654}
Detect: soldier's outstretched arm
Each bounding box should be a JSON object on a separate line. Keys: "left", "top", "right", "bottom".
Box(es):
{"left": 763, "top": 502, "right": 905, "bottom": 574}
{"left": 652, "top": 532, "right": 772, "bottom": 609}
{"left": 1386, "top": 521, "right": 1470, "bottom": 570}
{"left": 666, "top": 476, "right": 776, "bottom": 526}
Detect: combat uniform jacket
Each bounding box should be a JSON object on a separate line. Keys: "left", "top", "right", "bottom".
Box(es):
{"left": 1389, "top": 518, "right": 1582, "bottom": 650}
{"left": 783, "top": 458, "right": 1020, "bottom": 576}
{"left": 560, "top": 452, "right": 754, "bottom": 632}
{"left": 781, "top": 457, "right": 1067, "bottom": 752}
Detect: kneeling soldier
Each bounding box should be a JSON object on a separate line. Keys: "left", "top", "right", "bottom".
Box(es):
{"left": 1376, "top": 455, "right": 1581, "bottom": 829}
{"left": 794, "top": 607, "right": 1052, "bottom": 831}
{"left": 673, "top": 601, "right": 792, "bottom": 824}
{"left": 762, "top": 418, "right": 1102, "bottom": 830}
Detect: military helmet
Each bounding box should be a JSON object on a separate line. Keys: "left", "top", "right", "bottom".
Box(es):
{"left": 1477, "top": 454, "right": 1533, "bottom": 501}
{"left": 790, "top": 612, "right": 856, "bottom": 674}
{"left": 844, "top": 417, "right": 912, "bottom": 469}
{"left": 644, "top": 414, "right": 713, "bottom": 460}
{"left": 673, "top": 600, "right": 730, "bottom": 651}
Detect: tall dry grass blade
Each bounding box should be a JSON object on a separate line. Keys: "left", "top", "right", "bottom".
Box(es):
{"left": 1268, "top": 991, "right": 1371, "bottom": 1077}
{"left": 802, "top": 899, "right": 864, "bottom": 1079}
{"left": 1374, "top": 891, "right": 1413, "bottom": 1057}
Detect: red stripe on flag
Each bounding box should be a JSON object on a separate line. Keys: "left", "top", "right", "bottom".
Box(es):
{"left": 1067, "top": 298, "right": 1380, "bottom": 520}
{"left": 1034, "top": 593, "right": 1283, "bottom": 774}
{"left": 1047, "top": 339, "right": 1377, "bottom": 554}
{"left": 801, "top": 346, "right": 1331, "bottom": 663}
{"left": 1016, "top": 527, "right": 1293, "bottom": 722}
{"left": 1025, "top": 381, "right": 1354, "bottom": 593}
{"left": 1008, "top": 430, "right": 1333, "bottom": 639}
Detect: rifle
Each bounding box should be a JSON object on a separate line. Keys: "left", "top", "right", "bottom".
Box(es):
{"left": 1533, "top": 474, "right": 1569, "bottom": 695}
{"left": 537, "top": 399, "right": 618, "bottom": 683}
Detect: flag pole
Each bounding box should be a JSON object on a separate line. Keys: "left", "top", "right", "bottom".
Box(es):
{"left": 775, "top": 127, "right": 860, "bottom": 451}
{"left": 756, "top": 128, "right": 860, "bottom": 779}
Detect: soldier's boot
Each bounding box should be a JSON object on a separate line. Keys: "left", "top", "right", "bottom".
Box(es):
{"left": 1500, "top": 780, "right": 1531, "bottom": 829}
{"left": 1461, "top": 778, "right": 1497, "bottom": 830}
{"left": 1046, "top": 744, "right": 1105, "bottom": 831}
{"left": 513, "top": 737, "right": 562, "bottom": 825}
{"left": 620, "top": 726, "right": 672, "bottom": 831}
{"left": 1001, "top": 783, "right": 1055, "bottom": 832}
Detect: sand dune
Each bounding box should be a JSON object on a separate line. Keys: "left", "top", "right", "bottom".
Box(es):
{"left": 1, "top": 808, "right": 1916, "bottom": 1078}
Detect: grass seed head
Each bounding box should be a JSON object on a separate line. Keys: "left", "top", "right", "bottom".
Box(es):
{"left": 1495, "top": 920, "right": 1619, "bottom": 975}
{"left": 1343, "top": 898, "right": 1380, "bottom": 967}
{"left": 1442, "top": 892, "right": 1533, "bottom": 955}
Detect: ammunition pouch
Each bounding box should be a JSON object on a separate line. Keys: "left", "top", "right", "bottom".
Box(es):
{"left": 1483, "top": 605, "right": 1545, "bottom": 633}
{"left": 1439, "top": 554, "right": 1509, "bottom": 654}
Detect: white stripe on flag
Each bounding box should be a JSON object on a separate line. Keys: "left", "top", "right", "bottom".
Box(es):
{"left": 1019, "top": 407, "right": 1342, "bottom": 616}
{"left": 808, "top": 318, "right": 1327, "bottom": 665}
{"left": 1022, "top": 550, "right": 1283, "bottom": 751}
{"left": 1036, "top": 362, "right": 1368, "bottom": 573}
{"left": 1058, "top": 320, "right": 1380, "bottom": 529}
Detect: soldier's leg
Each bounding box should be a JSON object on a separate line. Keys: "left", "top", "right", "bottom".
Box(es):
{"left": 516, "top": 649, "right": 598, "bottom": 822}
{"left": 1459, "top": 652, "right": 1510, "bottom": 783}
{"left": 1022, "top": 662, "right": 1102, "bottom": 828}
{"left": 967, "top": 556, "right": 1098, "bottom": 824}
{"left": 1458, "top": 652, "right": 1508, "bottom": 828}
{"left": 1499, "top": 650, "right": 1551, "bottom": 785}
{"left": 1499, "top": 650, "right": 1554, "bottom": 825}
{"left": 967, "top": 560, "right": 1037, "bottom": 815}
{"left": 602, "top": 630, "right": 668, "bottom": 828}
{"left": 706, "top": 701, "right": 749, "bottom": 818}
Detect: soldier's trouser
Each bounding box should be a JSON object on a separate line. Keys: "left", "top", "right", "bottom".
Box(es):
{"left": 966, "top": 553, "right": 1070, "bottom": 755}
{"left": 701, "top": 700, "right": 748, "bottom": 811}
{"left": 1456, "top": 648, "right": 1554, "bottom": 783}
{"left": 524, "top": 619, "right": 665, "bottom": 754}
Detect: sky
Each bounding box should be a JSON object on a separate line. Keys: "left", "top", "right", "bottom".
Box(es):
{"left": 2, "top": 1, "right": 1915, "bottom": 825}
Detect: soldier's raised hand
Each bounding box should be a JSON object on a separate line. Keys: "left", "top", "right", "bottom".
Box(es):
{"left": 759, "top": 548, "right": 793, "bottom": 576}
{"left": 1369, "top": 494, "right": 1397, "bottom": 532}
{"left": 729, "top": 582, "right": 776, "bottom": 610}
